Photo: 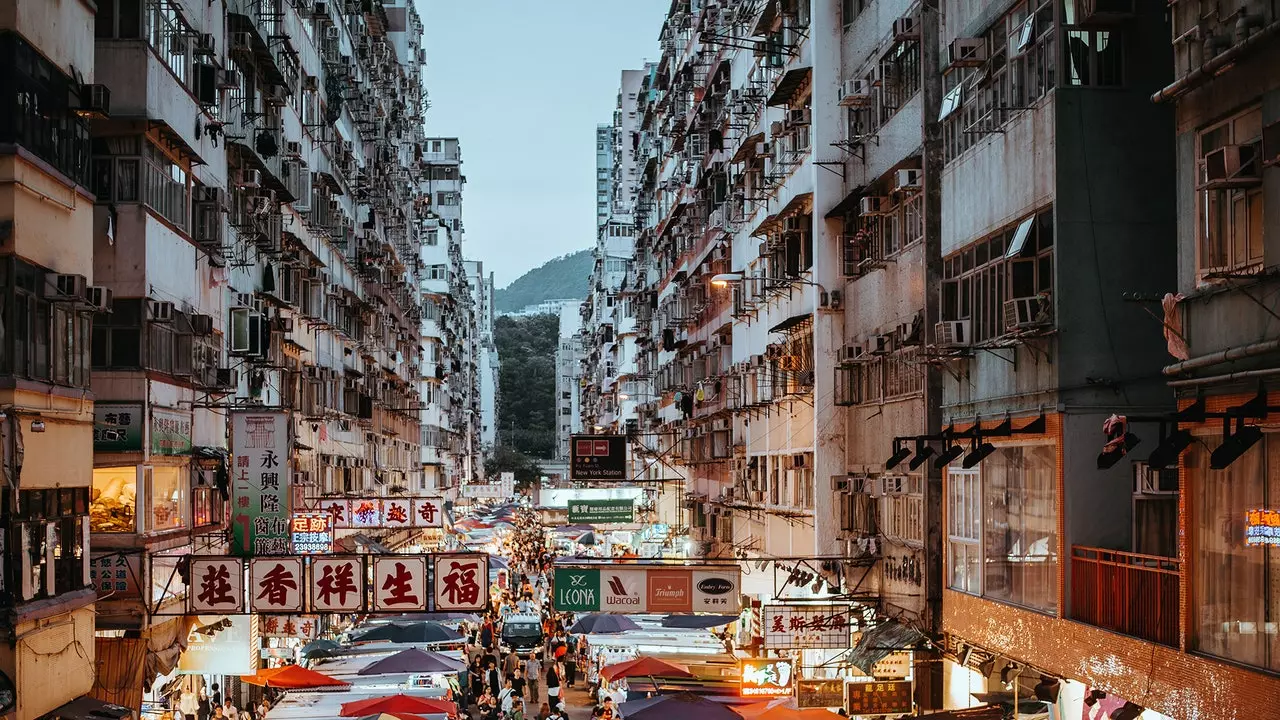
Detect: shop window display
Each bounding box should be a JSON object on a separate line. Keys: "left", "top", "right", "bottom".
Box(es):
{"left": 92, "top": 467, "right": 138, "bottom": 533}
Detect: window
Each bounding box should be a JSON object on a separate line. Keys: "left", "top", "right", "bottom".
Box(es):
{"left": 941, "top": 207, "right": 1054, "bottom": 343}
{"left": 1, "top": 259, "right": 92, "bottom": 388}
{"left": 1063, "top": 30, "right": 1124, "bottom": 87}
{"left": 948, "top": 469, "right": 982, "bottom": 594}
{"left": 879, "top": 42, "right": 921, "bottom": 125}
{"left": 884, "top": 491, "right": 924, "bottom": 544}
{"left": 150, "top": 466, "right": 187, "bottom": 530}
{"left": 93, "top": 137, "right": 191, "bottom": 231}
{"left": 1190, "top": 433, "right": 1280, "bottom": 671}
{"left": 1197, "top": 107, "right": 1264, "bottom": 278}
{"left": 91, "top": 466, "right": 139, "bottom": 533}
{"left": 4, "top": 488, "right": 90, "bottom": 601}
{"left": 0, "top": 34, "right": 94, "bottom": 186}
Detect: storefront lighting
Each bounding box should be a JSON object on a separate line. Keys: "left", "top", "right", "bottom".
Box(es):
{"left": 961, "top": 437, "right": 995, "bottom": 469}
{"left": 885, "top": 440, "right": 912, "bottom": 470}
{"left": 934, "top": 443, "right": 964, "bottom": 469}
{"left": 907, "top": 439, "right": 935, "bottom": 470}
{"left": 1147, "top": 425, "right": 1193, "bottom": 470}
{"left": 1211, "top": 418, "right": 1262, "bottom": 470}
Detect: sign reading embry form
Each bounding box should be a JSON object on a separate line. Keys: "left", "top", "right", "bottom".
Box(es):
{"left": 553, "top": 564, "right": 740, "bottom": 613}
{"left": 567, "top": 498, "right": 634, "bottom": 523}
{"left": 570, "top": 434, "right": 628, "bottom": 480}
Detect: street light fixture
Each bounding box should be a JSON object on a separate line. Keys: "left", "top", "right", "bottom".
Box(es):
{"left": 711, "top": 272, "right": 826, "bottom": 292}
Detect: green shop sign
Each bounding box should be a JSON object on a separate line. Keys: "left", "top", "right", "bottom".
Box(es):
{"left": 94, "top": 403, "right": 144, "bottom": 452}
{"left": 567, "top": 498, "right": 634, "bottom": 524}
{"left": 554, "top": 567, "right": 600, "bottom": 612}
{"left": 151, "top": 408, "right": 193, "bottom": 455}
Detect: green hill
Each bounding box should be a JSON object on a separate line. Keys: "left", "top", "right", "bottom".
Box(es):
{"left": 495, "top": 250, "right": 593, "bottom": 312}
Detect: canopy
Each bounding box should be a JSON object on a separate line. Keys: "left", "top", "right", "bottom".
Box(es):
{"left": 340, "top": 696, "right": 458, "bottom": 717}
{"left": 352, "top": 713, "right": 432, "bottom": 720}
{"left": 570, "top": 614, "right": 640, "bottom": 635}
{"left": 352, "top": 622, "right": 463, "bottom": 644}
{"left": 757, "top": 707, "right": 846, "bottom": 720}
{"left": 301, "top": 639, "right": 341, "bottom": 658}
{"left": 660, "top": 614, "right": 738, "bottom": 629}
{"left": 735, "top": 700, "right": 793, "bottom": 719}
{"left": 618, "top": 693, "right": 741, "bottom": 720}
{"left": 357, "top": 648, "right": 467, "bottom": 676}
{"left": 600, "top": 656, "right": 693, "bottom": 681}
{"left": 241, "top": 665, "right": 348, "bottom": 688}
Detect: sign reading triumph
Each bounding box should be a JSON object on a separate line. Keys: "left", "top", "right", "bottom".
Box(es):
{"left": 570, "top": 434, "right": 628, "bottom": 480}
{"left": 553, "top": 565, "right": 740, "bottom": 613}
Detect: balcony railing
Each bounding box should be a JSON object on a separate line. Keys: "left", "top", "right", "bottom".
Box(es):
{"left": 1071, "top": 545, "right": 1179, "bottom": 648}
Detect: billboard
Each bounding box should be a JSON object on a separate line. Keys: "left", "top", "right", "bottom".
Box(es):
{"left": 539, "top": 487, "right": 644, "bottom": 509}
{"left": 845, "top": 680, "right": 913, "bottom": 715}
{"left": 553, "top": 565, "right": 740, "bottom": 613}
{"left": 291, "top": 513, "right": 333, "bottom": 554}
{"left": 231, "top": 411, "right": 291, "bottom": 556}
{"left": 178, "top": 615, "right": 256, "bottom": 675}
{"left": 570, "top": 434, "right": 627, "bottom": 480}
{"left": 762, "top": 603, "right": 853, "bottom": 649}
{"left": 567, "top": 498, "right": 634, "bottom": 523}
{"left": 308, "top": 496, "right": 445, "bottom": 529}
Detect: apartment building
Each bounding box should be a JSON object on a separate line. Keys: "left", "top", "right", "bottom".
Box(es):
{"left": 464, "top": 260, "right": 499, "bottom": 454}
{"left": 596, "top": 124, "right": 613, "bottom": 228}
{"left": 0, "top": 2, "right": 100, "bottom": 719}
{"left": 556, "top": 302, "right": 586, "bottom": 461}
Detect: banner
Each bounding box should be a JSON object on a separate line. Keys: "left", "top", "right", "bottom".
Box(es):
{"left": 568, "top": 498, "right": 634, "bottom": 523}
{"left": 231, "top": 411, "right": 291, "bottom": 556}
{"left": 261, "top": 615, "right": 318, "bottom": 639}
{"left": 553, "top": 565, "right": 740, "bottom": 613}
{"left": 571, "top": 434, "right": 627, "bottom": 480}
{"left": 762, "top": 603, "right": 853, "bottom": 649}
{"left": 176, "top": 553, "right": 488, "bottom": 614}
{"left": 845, "top": 680, "right": 913, "bottom": 715}
{"left": 310, "top": 496, "right": 445, "bottom": 529}
{"left": 178, "top": 615, "right": 257, "bottom": 675}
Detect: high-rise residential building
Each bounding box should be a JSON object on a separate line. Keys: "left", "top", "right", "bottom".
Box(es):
{"left": 596, "top": 124, "right": 613, "bottom": 228}
{"left": 556, "top": 302, "right": 586, "bottom": 461}
{"left": 0, "top": 3, "right": 100, "bottom": 719}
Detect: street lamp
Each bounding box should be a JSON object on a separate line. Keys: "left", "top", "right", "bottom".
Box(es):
{"left": 711, "top": 272, "right": 827, "bottom": 295}
{"left": 710, "top": 273, "right": 744, "bottom": 288}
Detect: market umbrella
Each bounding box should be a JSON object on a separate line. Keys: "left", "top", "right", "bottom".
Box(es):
{"left": 618, "top": 693, "right": 740, "bottom": 720}
{"left": 357, "top": 648, "right": 467, "bottom": 675}
{"left": 391, "top": 613, "right": 479, "bottom": 623}
{"left": 570, "top": 614, "right": 641, "bottom": 635}
{"left": 660, "top": 614, "right": 739, "bottom": 629}
{"left": 340, "top": 696, "right": 458, "bottom": 717}
{"left": 352, "top": 622, "right": 464, "bottom": 644}
{"left": 735, "top": 700, "right": 794, "bottom": 719}
{"left": 756, "top": 707, "right": 846, "bottom": 720}
{"left": 241, "top": 665, "right": 349, "bottom": 688}
{"left": 577, "top": 531, "right": 598, "bottom": 545}
{"left": 353, "top": 713, "right": 433, "bottom": 720}
{"left": 300, "top": 639, "right": 341, "bottom": 657}
{"left": 600, "top": 656, "right": 693, "bottom": 681}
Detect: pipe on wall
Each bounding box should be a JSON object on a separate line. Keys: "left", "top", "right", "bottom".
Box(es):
{"left": 1161, "top": 339, "right": 1280, "bottom": 376}
{"left": 1167, "top": 366, "right": 1280, "bottom": 388}
{"left": 1150, "top": 19, "right": 1280, "bottom": 103}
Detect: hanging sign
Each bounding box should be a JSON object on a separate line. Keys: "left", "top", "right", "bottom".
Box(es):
{"left": 307, "top": 496, "right": 445, "bottom": 529}
{"left": 292, "top": 513, "right": 333, "bottom": 554}
{"left": 552, "top": 565, "right": 740, "bottom": 614}
{"left": 250, "top": 557, "right": 304, "bottom": 613}
{"left": 89, "top": 552, "right": 142, "bottom": 599}
{"left": 190, "top": 558, "right": 246, "bottom": 613}
{"left": 568, "top": 498, "right": 635, "bottom": 523}
{"left": 570, "top": 434, "right": 627, "bottom": 480}
{"left": 434, "top": 553, "right": 488, "bottom": 611}
{"left": 373, "top": 556, "right": 429, "bottom": 611}
{"left": 845, "top": 680, "right": 913, "bottom": 715}
{"left": 231, "top": 411, "right": 291, "bottom": 556}
{"left": 1245, "top": 509, "right": 1280, "bottom": 546}
{"left": 762, "top": 603, "right": 853, "bottom": 649}
{"left": 151, "top": 407, "right": 194, "bottom": 455}
{"left": 796, "top": 679, "right": 846, "bottom": 709}
{"left": 261, "top": 615, "right": 319, "bottom": 640}
{"left": 311, "top": 556, "right": 366, "bottom": 612}
{"left": 740, "top": 658, "right": 795, "bottom": 697}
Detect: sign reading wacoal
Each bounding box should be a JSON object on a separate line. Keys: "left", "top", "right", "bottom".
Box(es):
{"left": 552, "top": 565, "right": 740, "bottom": 613}
{"left": 570, "top": 434, "right": 628, "bottom": 480}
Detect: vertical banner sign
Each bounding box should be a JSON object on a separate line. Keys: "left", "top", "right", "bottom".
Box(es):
{"left": 433, "top": 553, "right": 488, "bottom": 611}
{"left": 372, "top": 556, "right": 429, "bottom": 611}
{"left": 249, "top": 557, "right": 304, "bottom": 613}
{"left": 554, "top": 567, "right": 601, "bottom": 612}
{"left": 189, "top": 558, "right": 245, "bottom": 613}
{"left": 231, "top": 411, "right": 291, "bottom": 556}
{"left": 311, "top": 557, "right": 365, "bottom": 612}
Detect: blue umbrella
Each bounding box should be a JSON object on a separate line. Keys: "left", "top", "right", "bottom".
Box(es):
{"left": 569, "top": 614, "right": 640, "bottom": 634}
{"left": 660, "top": 614, "right": 739, "bottom": 629}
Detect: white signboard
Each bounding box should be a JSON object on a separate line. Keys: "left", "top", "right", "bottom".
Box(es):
{"left": 311, "top": 557, "right": 365, "bottom": 611}
{"left": 249, "top": 557, "right": 304, "bottom": 613}
{"left": 600, "top": 568, "right": 647, "bottom": 611}
{"left": 538, "top": 487, "right": 645, "bottom": 509}
{"left": 434, "top": 554, "right": 488, "bottom": 611}
{"left": 190, "top": 558, "right": 245, "bottom": 613}
{"left": 179, "top": 615, "right": 256, "bottom": 675}
{"left": 372, "top": 556, "right": 428, "bottom": 611}
{"left": 762, "top": 603, "right": 853, "bottom": 649}
{"left": 692, "top": 570, "right": 740, "bottom": 611}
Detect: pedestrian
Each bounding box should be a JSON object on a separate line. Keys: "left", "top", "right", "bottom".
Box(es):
{"left": 503, "top": 647, "right": 520, "bottom": 677}
{"left": 487, "top": 660, "right": 502, "bottom": 697}
{"left": 197, "top": 688, "right": 212, "bottom": 720}
{"left": 525, "top": 655, "right": 541, "bottom": 702}
{"left": 470, "top": 657, "right": 485, "bottom": 704}
{"left": 499, "top": 679, "right": 516, "bottom": 715}
{"left": 563, "top": 643, "right": 577, "bottom": 688}
{"left": 545, "top": 659, "right": 562, "bottom": 711}
{"left": 510, "top": 668, "right": 527, "bottom": 700}
{"left": 222, "top": 700, "right": 238, "bottom": 720}
{"left": 179, "top": 687, "right": 199, "bottom": 720}
{"left": 209, "top": 684, "right": 222, "bottom": 709}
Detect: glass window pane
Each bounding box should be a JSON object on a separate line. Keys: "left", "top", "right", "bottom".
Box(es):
{"left": 91, "top": 467, "right": 137, "bottom": 533}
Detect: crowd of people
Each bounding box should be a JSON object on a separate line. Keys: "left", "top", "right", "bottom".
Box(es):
{"left": 173, "top": 683, "right": 271, "bottom": 720}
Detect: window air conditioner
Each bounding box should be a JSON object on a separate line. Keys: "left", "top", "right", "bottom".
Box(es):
{"left": 87, "top": 286, "right": 113, "bottom": 312}
{"left": 235, "top": 169, "right": 261, "bottom": 188}
{"left": 770, "top": 121, "right": 786, "bottom": 137}
{"left": 1203, "top": 144, "right": 1261, "bottom": 188}
{"left": 935, "top": 320, "right": 972, "bottom": 347}
{"left": 148, "top": 299, "right": 176, "bottom": 323}
{"left": 324, "top": 25, "right": 340, "bottom": 41}
{"left": 190, "top": 314, "right": 215, "bottom": 336}
{"left": 194, "top": 33, "right": 216, "bottom": 56}
{"left": 216, "top": 68, "right": 241, "bottom": 90}
{"left": 44, "top": 273, "right": 87, "bottom": 301}
{"left": 948, "top": 38, "right": 987, "bottom": 68}
{"left": 860, "top": 196, "right": 889, "bottom": 215}
{"left": 895, "top": 168, "right": 922, "bottom": 192}
{"left": 893, "top": 17, "right": 919, "bottom": 41}
{"left": 837, "top": 345, "right": 864, "bottom": 364}
{"left": 787, "top": 107, "right": 811, "bottom": 125}
{"left": 838, "top": 79, "right": 872, "bottom": 107}
{"left": 1003, "top": 295, "right": 1052, "bottom": 331}
{"left": 231, "top": 32, "right": 253, "bottom": 52}
{"left": 76, "top": 84, "right": 111, "bottom": 118}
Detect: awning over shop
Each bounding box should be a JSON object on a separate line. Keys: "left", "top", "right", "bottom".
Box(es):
{"left": 845, "top": 621, "right": 926, "bottom": 674}
{"left": 767, "top": 67, "right": 813, "bottom": 106}
{"left": 42, "top": 696, "right": 132, "bottom": 720}
{"left": 778, "top": 192, "right": 813, "bottom": 219}
{"left": 92, "top": 616, "right": 193, "bottom": 710}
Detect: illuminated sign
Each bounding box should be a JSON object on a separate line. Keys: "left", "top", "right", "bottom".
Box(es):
{"left": 845, "top": 680, "right": 913, "bottom": 715}
{"left": 1245, "top": 509, "right": 1280, "bottom": 546}
{"left": 762, "top": 603, "right": 853, "bottom": 649}
{"left": 571, "top": 434, "right": 627, "bottom": 480}
{"left": 740, "top": 659, "right": 794, "bottom": 697}
{"left": 291, "top": 513, "right": 333, "bottom": 554}
{"left": 552, "top": 565, "right": 740, "bottom": 613}
{"left": 796, "top": 679, "right": 845, "bottom": 708}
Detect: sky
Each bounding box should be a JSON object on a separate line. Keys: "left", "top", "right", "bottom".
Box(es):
{"left": 420, "top": 0, "right": 670, "bottom": 288}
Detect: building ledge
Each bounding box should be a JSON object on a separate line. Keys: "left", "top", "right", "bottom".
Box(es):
{"left": 4, "top": 586, "right": 96, "bottom": 627}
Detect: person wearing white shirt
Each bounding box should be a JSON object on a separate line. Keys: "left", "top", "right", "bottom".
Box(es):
{"left": 179, "top": 690, "right": 199, "bottom": 720}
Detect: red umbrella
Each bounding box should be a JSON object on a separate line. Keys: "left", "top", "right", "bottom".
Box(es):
{"left": 756, "top": 708, "right": 845, "bottom": 720}
{"left": 600, "top": 656, "right": 693, "bottom": 681}
{"left": 240, "top": 665, "right": 349, "bottom": 688}
{"left": 340, "top": 695, "right": 458, "bottom": 717}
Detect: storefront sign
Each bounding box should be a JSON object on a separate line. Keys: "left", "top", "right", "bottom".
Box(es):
{"left": 570, "top": 434, "right": 627, "bottom": 480}
{"left": 568, "top": 498, "right": 635, "bottom": 523}
{"left": 1245, "top": 508, "right": 1280, "bottom": 546}
{"left": 553, "top": 565, "right": 740, "bottom": 614}
{"left": 89, "top": 552, "right": 142, "bottom": 598}
{"left": 151, "top": 408, "right": 193, "bottom": 456}
{"left": 291, "top": 513, "right": 333, "bottom": 554}
{"left": 740, "top": 658, "right": 794, "bottom": 697}
{"left": 179, "top": 615, "right": 256, "bottom": 675}
{"left": 169, "top": 553, "right": 487, "bottom": 614}
{"left": 845, "top": 680, "right": 913, "bottom": 715}
{"left": 762, "top": 604, "right": 853, "bottom": 649}
{"left": 538, "top": 487, "right": 644, "bottom": 509}
{"left": 261, "top": 615, "right": 318, "bottom": 639}
{"left": 310, "top": 496, "right": 445, "bottom": 529}
{"left": 94, "top": 403, "right": 144, "bottom": 452}
{"left": 871, "top": 652, "right": 912, "bottom": 679}
{"left": 231, "top": 411, "right": 291, "bottom": 556}
{"left": 796, "top": 679, "right": 846, "bottom": 709}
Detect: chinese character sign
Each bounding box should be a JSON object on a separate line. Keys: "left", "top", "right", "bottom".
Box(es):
{"left": 291, "top": 513, "right": 333, "bottom": 554}
{"left": 384, "top": 500, "right": 412, "bottom": 528}
{"left": 89, "top": 552, "right": 142, "bottom": 598}
{"left": 250, "top": 557, "right": 304, "bottom": 612}
{"left": 94, "top": 403, "right": 143, "bottom": 452}
{"left": 845, "top": 681, "right": 913, "bottom": 715}
{"left": 314, "top": 496, "right": 444, "bottom": 529}
{"left": 373, "top": 556, "right": 428, "bottom": 611}
{"left": 1245, "top": 508, "right": 1280, "bottom": 546}
{"left": 151, "top": 407, "right": 194, "bottom": 456}
{"left": 434, "top": 554, "right": 488, "bottom": 611}
{"left": 349, "top": 499, "right": 383, "bottom": 527}
{"left": 189, "top": 558, "right": 245, "bottom": 613}
{"left": 311, "top": 557, "right": 365, "bottom": 612}
{"left": 412, "top": 497, "right": 444, "bottom": 527}
{"left": 261, "top": 615, "right": 319, "bottom": 640}
{"left": 740, "top": 659, "right": 795, "bottom": 697}
{"left": 231, "top": 411, "right": 291, "bottom": 556}
{"left": 762, "top": 604, "right": 853, "bottom": 649}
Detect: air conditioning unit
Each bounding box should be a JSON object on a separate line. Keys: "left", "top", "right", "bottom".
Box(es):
{"left": 196, "top": 186, "right": 227, "bottom": 208}
{"left": 838, "top": 79, "right": 872, "bottom": 107}
{"left": 234, "top": 292, "right": 255, "bottom": 308}
{"left": 893, "top": 16, "right": 919, "bottom": 41}
{"left": 285, "top": 141, "right": 303, "bottom": 158}
{"left": 86, "top": 286, "right": 113, "bottom": 312}
{"left": 324, "top": 25, "right": 340, "bottom": 41}
{"left": 276, "top": 316, "right": 295, "bottom": 333}
{"left": 313, "top": 1, "right": 330, "bottom": 18}
{"left": 935, "top": 320, "right": 972, "bottom": 347}
{"left": 76, "top": 84, "right": 110, "bottom": 118}
{"left": 235, "top": 169, "right": 261, "bottom": 188}
{"left": 860, "top": 196, "right": 890, "bottom": 215}
{"left": 1203, "top": 144, "right": 1261, "bottom": 188}
{"left": 216, "top": 68, "right": 240, "bottom": 90}
{"left": 883, "top": 476, "right": 909, "bottom": 495}
{"left": 1003, "top": 296, "right": 1051, "bottom": 331}
{"left": 216, "top": 368, "right": 238, "bottom": 389}
{"left": 895, "top": 168, "right": 922, "bottom": 192}
{"left": 782, "top": 215, "right": 806, "bottom": 233}
{"left": 1077, "top": 0, "right": 1135, "bottom": 25}
{"left": 190, "top": 314, "right": 214, "bottom": 336}
{"left": 837, "top": 345, "right": 864, "bottom": 363}
{"left": 231, "top": 32, "right": 253, "bottom": 52}
{"left": 1134, "top": 461, "right": 1179, "bottom": 495}
{"left": 44, "top": 273, "right": 87, "bottom": 301}
{"left": 862, "top": 477, "right": 885, "bottom": 497}
{"left": 147, "top": 300, "right": 175, "bottom": 323}
{"left": 770, "top": 120, "right": 786, "bottom": 137}
{"left": 787, "top": 107, "right": 811, "bottom": 125}
{"left": 194, "top": 33, "right": 216, "bottom": 56}
{"left": 948, "top": 38, "right": 987, "bottom": 68}
{"left": 264, "top": 85, "right": 289, "bottom": 107}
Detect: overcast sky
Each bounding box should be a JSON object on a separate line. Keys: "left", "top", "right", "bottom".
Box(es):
{"left": 420, "top": 0, "right": 668, "bottom": 288}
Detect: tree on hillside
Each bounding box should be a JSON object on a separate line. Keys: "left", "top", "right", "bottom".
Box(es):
{"left": 494, "top": 250, "right": 593, "bottom": 312}
{"left": 493, "top": 313, "right": 560, "bottom": 458}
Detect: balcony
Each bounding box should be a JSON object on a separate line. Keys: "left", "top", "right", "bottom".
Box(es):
{"left": 1070, "top": 545, "right": 1180, "bottom": 648}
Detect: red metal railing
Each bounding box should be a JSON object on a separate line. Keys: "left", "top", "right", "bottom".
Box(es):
{"left": 1070, "top": 545, "right": 1180, "bottom": 647}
